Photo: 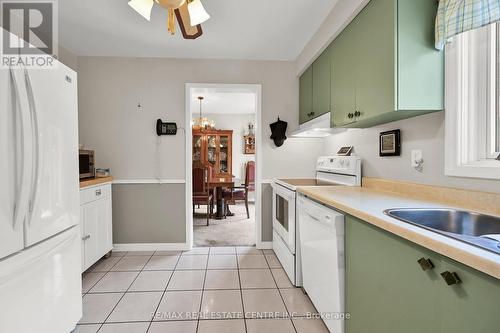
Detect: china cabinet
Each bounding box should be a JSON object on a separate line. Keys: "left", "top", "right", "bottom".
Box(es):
{"left": 193, "top": 129, "right": 233, "bottom": 178}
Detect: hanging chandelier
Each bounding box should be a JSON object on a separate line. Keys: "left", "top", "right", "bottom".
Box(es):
{"left": 192, "top": 96, "right": 215, "bottom": 130}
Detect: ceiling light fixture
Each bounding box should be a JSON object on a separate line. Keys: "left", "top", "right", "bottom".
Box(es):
{"left": 127, "top": 0, "right": 209, "bottom": 39}
{"left": 187, "top": 0, "right": 210, "bottom": 25}
{"left": 192, "top": 96, "right": 215, "bottom": 130}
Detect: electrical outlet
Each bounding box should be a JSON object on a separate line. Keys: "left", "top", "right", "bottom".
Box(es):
{"left": 411, "top": 150, "right": 424, "bottom": 172}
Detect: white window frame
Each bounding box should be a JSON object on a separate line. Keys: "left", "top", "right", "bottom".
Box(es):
{"left": 445, "top": 23, "right": 500, "bottom": 180}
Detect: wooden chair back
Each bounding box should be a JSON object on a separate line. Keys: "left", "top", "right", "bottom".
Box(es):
{"left": 192, "top": 161, "right": 209, "bottom": 195}
{"left": 245, "top": 161, "right": 255, "bottom": 192}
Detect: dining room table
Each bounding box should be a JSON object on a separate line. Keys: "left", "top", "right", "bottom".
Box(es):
{"left": 208, "top": 176, "right": 238, "bottom": 220}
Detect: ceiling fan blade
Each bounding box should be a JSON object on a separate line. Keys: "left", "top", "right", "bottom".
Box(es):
{"left": 175, "top": 3, "right": 203, "bottom": 40}
{"left": 128, "top": 0, "right": 155, "bottom": 21}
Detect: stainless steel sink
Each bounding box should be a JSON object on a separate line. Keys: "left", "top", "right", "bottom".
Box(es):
{"left": 384, "top": 208, "right": 500, "bottom": 254}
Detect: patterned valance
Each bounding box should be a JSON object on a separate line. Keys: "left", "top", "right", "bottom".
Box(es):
{"left": 435, "top": 0, "right": 500, "bottom": 50}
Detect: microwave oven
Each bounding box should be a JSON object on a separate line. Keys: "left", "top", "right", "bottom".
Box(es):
{"left": 79, "top": 150, "right": 95, "bottom": 179}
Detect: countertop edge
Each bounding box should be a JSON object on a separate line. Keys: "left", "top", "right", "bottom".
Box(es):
{"left": 297, "top": 186, "right": 500, "bottom": 280}
{"left": 80, "top": 177, "right": 113, "bottom": 189}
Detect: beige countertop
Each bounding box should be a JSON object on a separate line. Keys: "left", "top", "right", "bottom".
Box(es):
{"left": 80, "top": 176, "right": 113, "bottom": 189}
{"left": 297, "top": 181, "right": 500, "bottom": 280}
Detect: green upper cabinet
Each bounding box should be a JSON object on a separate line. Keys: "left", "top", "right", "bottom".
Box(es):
{"left": 299, "top": 66, "right": 313, "bottom": 125}
{"left": 300, "top": 48, "right": 331, "bottom": 125}
{"left": 331, "top": 24, "right": 357, "bottom": 127}
{"left": 346, "top": 216, "right": 500, "bottom": 333}
{"left": 324, "top": 0, "right": 444, "bottom": 128}
{"left": 312, "top": 46, "right": 331, "bottom": 119}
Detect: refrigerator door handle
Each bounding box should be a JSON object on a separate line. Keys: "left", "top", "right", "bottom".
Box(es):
{"left": 24, "top": 69, "right": 40, "bottom": 222}
{"left": 10, "top": 68, "right": 31, "bottom": 231}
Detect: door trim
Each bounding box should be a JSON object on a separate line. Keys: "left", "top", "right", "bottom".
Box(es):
{"left": 185, "top": 83, "right": 263, "bottom": 249}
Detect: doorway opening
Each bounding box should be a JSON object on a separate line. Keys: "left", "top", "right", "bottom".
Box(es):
{"left": 185, "top": 84, "right": 262, "bottom": 248}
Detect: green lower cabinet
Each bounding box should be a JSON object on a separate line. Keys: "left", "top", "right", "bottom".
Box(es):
{"left": 346, "top": 216, "right": 500, "bottom": 333}
{"left": 346, "top": 216, "right": 442, "bottom": 333}
{"left": 439, "top": 257, "right": 500, "bottom": 333}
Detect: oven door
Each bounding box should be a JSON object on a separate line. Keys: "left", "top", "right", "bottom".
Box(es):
{"left": 271, "top": 182, "right": 296, "bottom": 253}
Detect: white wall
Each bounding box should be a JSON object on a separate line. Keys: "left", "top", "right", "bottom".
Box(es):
{"left": 323, "top": 112, "right": 500, "bottom": 193}
{"left": 198, "top": 113, "right": 256, "bottom": 180}
{"left": 77, "top": 56, "right": 323, "bottom": 181}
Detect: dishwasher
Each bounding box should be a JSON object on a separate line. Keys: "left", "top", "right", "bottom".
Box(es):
{"left": 297, "top": 193, "right": 345, "bottom": 333}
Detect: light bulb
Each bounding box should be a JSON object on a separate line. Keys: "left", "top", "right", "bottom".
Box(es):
{"left": 187, "top": 0, "right": 210, "bottom": 26}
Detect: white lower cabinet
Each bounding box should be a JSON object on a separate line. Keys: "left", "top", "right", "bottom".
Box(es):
{"left": 80, "top": 183, "right": 113, "bottom": 272}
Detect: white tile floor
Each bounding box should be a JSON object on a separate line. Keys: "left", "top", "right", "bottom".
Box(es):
{"left": 76, "top": 247, "right": 329, "bottom": 333}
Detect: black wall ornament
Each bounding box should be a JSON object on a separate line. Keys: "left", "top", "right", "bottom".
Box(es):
{"left": 269, "top": 117, "right": 288, "bottom": 147}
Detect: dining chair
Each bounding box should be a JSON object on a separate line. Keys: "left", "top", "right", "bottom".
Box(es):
{"left": 192, "top": 161, "right": 213, "bottom": 226}
{"left": 223, "top": 161, "right": 255, "bottom": 219}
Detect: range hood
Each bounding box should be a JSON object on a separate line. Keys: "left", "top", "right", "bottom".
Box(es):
{"left": 291, "top": 113, "right": 337, "bottom": 138}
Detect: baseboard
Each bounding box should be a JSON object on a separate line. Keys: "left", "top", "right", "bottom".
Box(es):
{"left": 113, "top": 243, "right": 190, "bottom": 251}
{"left": 257, "top": 241, "right": 273, "bottom": 249}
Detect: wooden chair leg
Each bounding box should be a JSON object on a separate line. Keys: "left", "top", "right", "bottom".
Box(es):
{"left": 206, "top": 199, "right": 210, "bottom": 226}
{"left": 245, "top": 197, "right": 249, "bottom": 219}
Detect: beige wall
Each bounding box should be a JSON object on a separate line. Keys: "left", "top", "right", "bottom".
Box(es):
{"left": 77, "top": 56, "right": 325, "bottom": 244}
{"left": 77, "top": 57, "right": 323, "bottom": 181}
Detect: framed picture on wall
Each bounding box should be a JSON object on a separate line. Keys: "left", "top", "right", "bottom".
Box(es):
{"left": 379, "top": 129, "right": 401, "bottom": 157}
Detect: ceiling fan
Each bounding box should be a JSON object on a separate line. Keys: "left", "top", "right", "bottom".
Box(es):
{"left": 128, "top": 0, "right": 210, "bottom": 39}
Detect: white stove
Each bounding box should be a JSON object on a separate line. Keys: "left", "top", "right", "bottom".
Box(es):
{"left": 271, "top": 156, "right": 362, "bottom": 286}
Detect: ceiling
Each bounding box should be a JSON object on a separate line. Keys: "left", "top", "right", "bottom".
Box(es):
{"left": 59, "top": 0, "right": 338, "bottom": 61}
{"left": 190, "top": 87, "right": 255, "bottom": 115}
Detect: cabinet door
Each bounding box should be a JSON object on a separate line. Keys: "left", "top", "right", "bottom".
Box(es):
{"left": 95, "top": 196, "right": 112, "bottom": 256}
{"left": 331, "top": 26, "right": 356, "bottom": 127}
{"left": 312, "top": 47, "right": 331, "bottom": 118}
{"left": 80, "top": 208, "right": 86, "bottom": 272}
{"left": 346, "top": 216, "right": 441, "bottom": 333}
{"left": 353, "top": 0, "right": 396, "bottom": 122}
{"left": 217, "top": 134, "right": 231, "bottom": 176}
{"left": 206, "top": 134, "right": 217, "bottom": 170}
{"left": 82, "top": 202, "right": 100, "bottom": 270}
{"left": 299, "top": 66, "right": 313, "bottom": 124}
{"left": 193, "top": 134, "right": 203, "bottom": 163}
{"left": 439, "top": 257, "right": 500, "bottom": 333}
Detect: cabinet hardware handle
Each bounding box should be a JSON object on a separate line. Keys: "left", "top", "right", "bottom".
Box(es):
{"left": 307, "top": 112, "right": 315, "bottom": 117}
{"left": 440, "top": 271, "right": 461, "bottom": 285}
{"left": 82, "top": 235, "right": 91, "bottom": 241}
{"left": 354, "top": 110, "right": 361, "bottom": 117}
{"left": 95, "top": 189, "right": 102, "bottom": 196}
{"left": 348, "top": 113, "right": 354, "bottom": 119}
{"left": 417, "top": 258, "right": 434, "bottom": 271}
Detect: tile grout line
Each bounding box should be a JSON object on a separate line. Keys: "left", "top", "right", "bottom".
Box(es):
{"left": 83, "top": 253, "right": 127, "bottom": 296}
{"left": 195, "top": 247, "right": 210, "bottom": 333}
{"left": 262, "top": 250, "right": 298, "bottom": 333}
{"left": 94, "top": 253, "right": 154, "bottom": 332}
{"left": 237, "top": 247, "right": 249, "bottom": 333}
{"left": 145, "top": 251, "right": 183, "bottom": 333}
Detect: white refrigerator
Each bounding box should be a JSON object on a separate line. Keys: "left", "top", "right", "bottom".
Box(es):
{"left": 0, "top": 37, "right": 82, "bottom": 332}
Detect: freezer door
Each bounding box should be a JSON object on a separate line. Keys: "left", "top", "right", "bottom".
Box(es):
{"left": 0, "top": 67, "right": 29, "bottom": 259}
{"left": 24, "top": 64, "right": 80, "bottom": 246}
{"left": 0, "top": 226, "right": 83, "bottom": 333}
